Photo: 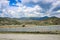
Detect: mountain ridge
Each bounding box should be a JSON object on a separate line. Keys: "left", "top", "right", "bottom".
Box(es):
{"left": 0, "top": 16, "right": 60, "bottom": 26}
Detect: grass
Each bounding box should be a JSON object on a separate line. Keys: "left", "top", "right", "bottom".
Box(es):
{"left": 0, "top": 31, "right": 60, "bottom": 34}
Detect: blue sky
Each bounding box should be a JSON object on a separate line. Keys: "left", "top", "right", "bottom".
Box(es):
{"left": 0, "top": 0, "right": 60, "bottom": 18}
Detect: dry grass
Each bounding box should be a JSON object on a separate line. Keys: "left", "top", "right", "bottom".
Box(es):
{"left": 0, "top": 25, "right": 37, "bottom": 28}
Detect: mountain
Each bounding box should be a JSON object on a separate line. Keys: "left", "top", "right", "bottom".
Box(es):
{"left": 0, "top": 17, "right": 21, "bottom": 25}
{"left": 19, "top": 16, "right": 49, "bottom": 20}
{"left": 0, "top": 16, "right": 60, "bottom": 26}
{"left": 19, "top": 16, "right": 60, "bottom": 25}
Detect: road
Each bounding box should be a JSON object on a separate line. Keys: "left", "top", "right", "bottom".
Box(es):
{"left": 0, "top": 34, "right": 60, "bottom": 40}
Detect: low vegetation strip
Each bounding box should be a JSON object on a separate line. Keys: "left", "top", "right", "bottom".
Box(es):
{"left": 0, "top": 31, "right": 60, "bottom": 34}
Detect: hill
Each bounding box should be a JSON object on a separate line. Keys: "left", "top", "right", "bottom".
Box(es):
{"left": 18, "top": 16, "right": 60, "bottom": 25}
{"left": 0, "top": 16, "right": 60, "bottom": 26}
{"left": 0, "top": 17, "right": 21, "bottom": 25}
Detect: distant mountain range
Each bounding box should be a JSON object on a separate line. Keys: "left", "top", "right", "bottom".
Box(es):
{"left": 19, "top": 16, "right": 49, "bottom": 20}
{"left": 0, "top": 16, "right": 60, "bottom": 25}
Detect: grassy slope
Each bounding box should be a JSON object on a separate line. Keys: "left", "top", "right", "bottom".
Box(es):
{"left": 0, "top": 17, "right": 21, "bottom": 25}
{"left": 18, "top": 17, "right": 60, "bottom": 26}
{"left": 0, "top": 17, "right": 60, "bottom": 26}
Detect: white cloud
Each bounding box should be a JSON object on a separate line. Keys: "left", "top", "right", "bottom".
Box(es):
{"left": 56, "top": 10, "right": 60, "bottom": 13}
{"left": 23, "top": 5, "right": 42, "bottom": 13}
{"left": 32, "top": 0, "right": 41, "bottom": 3}
{"left": 21, "top": 0, "right": 31, "bottom": 3}
{"left": 46, "top": 10, "right": 60, "bottom": 17}
{"left": 0, "top": 0, "right": 9, "bottom": 17}
{"left": 0, "top": 0, "right": 60, "bottom": 18}
{"left": 45, "top": 0, "right": 60, "bottom": 17}
{"left": 0, "top": 0, "right": 44, "bottom": 18}
{"left": 41, "top": 0, "right": 56, "bottom": 3}
{"left": 21, "top": 0, "right": 59, "bottom": 4}
{"left": 55, "top": 14, "right": 60, "bottom": 18}
{"left": 22, "top": 5, "right": 43, "bottom": 17}
{"left": 21, "top": 0, "right": 41, "bottom": 3}
{"left": 46, "top": 0, "right": 60, "bottom": 12}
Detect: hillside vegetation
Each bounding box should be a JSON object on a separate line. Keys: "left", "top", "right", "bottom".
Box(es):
{"left": 0, "top": 17, "right": 21, "bottom": 25}
{"left": 0, "top": 17, "right": 60, "bottom": 26}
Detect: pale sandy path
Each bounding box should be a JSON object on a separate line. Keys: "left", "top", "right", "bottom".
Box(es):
{"left": 0, "top": 34, "right": 60, "bottom": 40}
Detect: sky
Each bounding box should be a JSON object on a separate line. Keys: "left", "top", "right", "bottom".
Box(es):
{"left": 0, "top": 0, "right": 60, "bottom": 18}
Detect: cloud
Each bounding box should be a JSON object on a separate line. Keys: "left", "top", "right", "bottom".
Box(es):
{"left": 0, "top": 0, "right": 44, "bottom": 18}
{"left": 21, "top": 0, "right": 58, "bottom": 4}
{"left": 46, "top": 10, "right": 60, "bottom": 17}
{"left": 0, "top": 0, "right": 60, "bottom": 18}
{"left": 9, "top": 4, "right": 43, "bottom": 17}
{"left": 0, "top": 0, "right": 9, "bottom": 17}
{"left": 21, "top": 0, "right": 56, "bottom": 3}
{"left": 41, "top": 0, "right": 56, "bottom": 3}
{"left": 21, "top": 0, "right": 41, "bottom": 3}
{"left": 45, "top": 0, "right": 60, "bottom": 17}
{"left": 56, "top": 10, "right": 60, "bottom": 13}
{"left": 23, "top": 5, "right": 44, "bottom": 17}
